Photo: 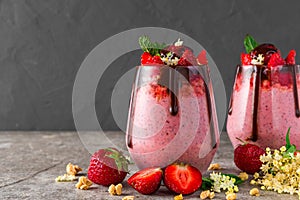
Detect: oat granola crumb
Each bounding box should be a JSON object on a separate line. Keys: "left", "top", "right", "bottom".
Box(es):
{"left": 66, "top": 163, "right": 82, "bottom": 175}
{"left": 55, "top": 174, "right": 77, "bottom": 182}
{"left": 108, "top": 184, "right": 116, "bottom": 195}
{"left": 209, "top": 192, "right": 215, "bottom": 199}
{"left": 238, "top": 172, "right": 249, "bottom": 181}
{"left": 226, "top": 192, "right": 237, "bottom": 200}
{"left": 174, "top": 193, "right": 183, "bottom": 200}
{"left": 115, "top": 183, "right": 122, "bottom": 195}
{"left": 250, "top": 188, "right": 260, "bottom": 196}
{"left": 122, "top": 196, "right": 135, "bottom": 200}
{"left": 75, "top": 176, "right": 92, "bottom": 190}
{"left": 208, "top": 163, "right": 221, "bottom": 170}
{"left": 200, "top": 190, "right": 211, "bottom": 199}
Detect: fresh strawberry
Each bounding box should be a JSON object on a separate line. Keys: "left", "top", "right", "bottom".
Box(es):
{"left": 267, "top": 52, "right": 286, "bottom": 67}
{"left": 141, "top": 52, "right": 153, "bottom": 65}
{"left": 241, "top": 53, "right": 251, "bottom": 65}
{"left": 234, "top": 140, "right": 265, "bottom": 174}
{"left": 163, "top": 163, "right": 202, "bottom": 195}
{"left": 127, "top": 167, "right": 163, "bottom": 195}
{"left": 178, "top": 49, "right": 197, "bottom": 66}
{"left": 197, "top": 50, "right": 208, "bottom": 65}
{"left": 285, "top": 50, "right": 296, "bottom": 65}
{"left": 87, "top": 147, "right": 129, "bottom": 186}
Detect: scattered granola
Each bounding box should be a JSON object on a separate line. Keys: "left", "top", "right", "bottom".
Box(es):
{"left": 55, "top": 174, "right": 77, "bottom": 182}
{"left": 200, "top": 190, "right": 215, "bottom": 199}
{"left": 66, "top": 163, "right": 82, "bottom": 175}
{"left": 174, "top": 193, "right": 183, "bottom": 200}
{"left": 238, "top": 172, "right": 248, "bottom": 181}
{"left": 249, "top": 188, "right": 260, "bottom": 196}
{"left": 122, "top": 196, "right": 135, "bottom": 200}
{"left": 75, "top": 176, "right": 93, "bottom": 190}
{"left": 208, "top": 163, "right": 221, "bottom": 170}
{"left": 225, "top": 192, "right": 237, "bottom": 200}
{"left": 108, "top": 183, "right": 122, "bottom": 195}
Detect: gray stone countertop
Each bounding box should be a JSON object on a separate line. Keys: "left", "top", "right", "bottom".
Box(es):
{"left": 0, "top": 131, "right": 297, "bottom": 200}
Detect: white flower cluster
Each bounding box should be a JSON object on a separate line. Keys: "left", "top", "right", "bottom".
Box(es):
{"left": 210, "top": 172, "right": 239, "bottom": 194}
{"left": 251, "top": 146, "right": 300, "bottom": 199}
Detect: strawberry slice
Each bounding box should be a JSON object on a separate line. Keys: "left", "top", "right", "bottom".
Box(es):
{"left": 197, "top": 50, "right": 208, "bottom": 65}
{"left": 241, "top": 53, "right": 251, "bottom": 65}
{"left": 267, "top": 52, "right": 285, "bottom": 67}
{"left": 285, "top": 50, "right": 296, "bottom": 65}
{"left": 127, "top": 167, "right": 162, "bottom": 195}
{"left": 163, "top": 163, "right": 202, "bottom": 195}
{"left": 178, "top": 49, "right": 197, "bottom": 66}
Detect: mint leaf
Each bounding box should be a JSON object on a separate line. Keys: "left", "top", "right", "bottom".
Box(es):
{"left": 138, "top": 35, "right": 166, "bottom": 56}
{"left": 283, "top": 127, "right": 297, "bottom": 158}
{"left": 201, "top": 177, "right": 213, "bottom": 190}
{"left": 285, "top": 127, "right": 292, "bottom": 149}
{"left": 244, "top": 34, "right": 259, "bottom": 53}
{"left": 222, "top": 173, "right": 244, "bottom": 185}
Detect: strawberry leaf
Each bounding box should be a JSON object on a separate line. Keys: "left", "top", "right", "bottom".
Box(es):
{"left": 244, "top": 34, "right": 258, "bottom": 53}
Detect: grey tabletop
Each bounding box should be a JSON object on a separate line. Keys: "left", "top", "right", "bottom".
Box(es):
{"left": 0, "top": 131, "right": 297, "bottom": 200}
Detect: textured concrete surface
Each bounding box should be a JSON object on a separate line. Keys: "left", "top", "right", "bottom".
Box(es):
{"left": 1, "top": 1, "right": 300, "bottom": 130}
{"left": 0, "top": 132, "right": 298, "bottom": 199}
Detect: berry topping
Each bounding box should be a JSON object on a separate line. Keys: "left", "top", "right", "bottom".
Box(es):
{"left": 197, "top": 50, "right": 208, "bottom": 65}
{"left": 141, "top": 52, "right": 163, "bottom": 65}
{"left": 87, "top": 148, "right": 129, "bottom": 186}
{"left": 178, "top": 49, "right": 197, "bottom": 66}
{"left": 267, "top": 52, "right": 285, "bottom": 68}
{"left": 163, "top": 163, "right": 202, "bottom": 195}
{"left": 234, "top": 139, "right": 265, "bottom": 174}
{"left": 285, "top": 50, "right": 296, "bottom": 65}
{"left": 250, "top": 43, "right": 279, "bottom": 65}
{"left": 241, "top": 53, "right": 251, "bottom": 65}
{"left": 127, "top": 167, "right": 163, "bottom": 195}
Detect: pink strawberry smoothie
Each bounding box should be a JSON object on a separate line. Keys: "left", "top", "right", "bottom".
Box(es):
{"left": 227, "top": 65, "right": 300, "bottom": 149}
{"left": 126, "top": 68, "right": 219, "bottom": 172}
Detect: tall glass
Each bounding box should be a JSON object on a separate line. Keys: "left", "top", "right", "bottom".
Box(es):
{"left": 227, "top": 65, "right": 300, "bottom": 149}
{"left": 126, "top": 65, "right": 220, "bottom": 173}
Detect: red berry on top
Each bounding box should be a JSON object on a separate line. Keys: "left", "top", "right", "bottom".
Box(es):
{"left": 197, "top": 50, "right": 208, "bottom": 65}
{"left": 127, "top": 167, "right": 163, "bottom": 195}
{"left": 141, "top": 52, "right": 153, "bottom": 65}
{"left": 163, "top": 163, "right": 202, "bottom": 195}
{"left": 267, "top": 52, "right": 286, "bottom": 68}
{"left": 285, "top": 50, "right": 296, "bottom": 65}
{"left": 152, "top": 55, "right": 164, "bottom": 64}
{"left": 87, "top": 148, "right": 129, "bottom": 186}
{"left": 241, "top": 53, "right": 251, "bottom": 65}
{"left": 178, "top": 49, "right": 197, "bottom": 66}
{"left": 250, "top": 43, "right": 279, "bottom": 65}
{"left": 234, "top": 141, "right": 265, "bottom": 174}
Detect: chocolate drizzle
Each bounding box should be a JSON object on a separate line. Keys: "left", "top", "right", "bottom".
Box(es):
{"left": 169, "top": 67, "right": 179, "bottom": 116}
{"left": 291, "top": 65, "right": 300, "bottom": 117}
{"left": 251, "top": 65, "right": 262, "bottom": 142}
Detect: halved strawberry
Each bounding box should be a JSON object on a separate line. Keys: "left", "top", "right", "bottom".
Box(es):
{"left": 163, "top": 163, "right": 202, "bottom": 195}
{"left": 267, "top": 52, "right": 285, "bottom": 68}
{"left": 197, "top": 50, "right": 208, "bottom": 65}
{"left": 241, "top": 53, "right": 251, "bottom": 65}
{"left": 127, "top": 167, "right": 162, "bottom": 195}
{"left": 285, "top": 50, "right": 296, "bottom": 65}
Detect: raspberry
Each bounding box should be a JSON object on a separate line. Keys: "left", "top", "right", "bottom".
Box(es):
{"left": 141, "top": 52, "right": 153, "bottom": 65}
{"left": 241, "top": 53, "right": 251, "bottom": 65}
{"left": 285, "top": 50, "right": 296, "bottom": 65}
{"left": 267, "top": 52, "right": 285, "bottom": 68}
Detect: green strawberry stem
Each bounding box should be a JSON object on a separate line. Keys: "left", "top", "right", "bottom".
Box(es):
{"left": 244, "top": 34, "right": 259, "bottom": 53}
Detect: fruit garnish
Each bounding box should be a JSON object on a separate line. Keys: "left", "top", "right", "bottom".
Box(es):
{"left": 163, "top": 163, "right": 202, "bottom": 195}
{"left": 141, "top": 52, "right": 163, "bottom": 65}
{"left": 285, "top": 49, "right": 296, "bottom": 65}
{"left": 241, "top": 35, "right": 296, "bottom": 67}
{"left": 139, "top": 35, "right": 166, "bottom": 56}
{"left": 87, "top": 147, "right": 129, "bottom": 186}
{"left": 251, "top": 128, "right": 300, "bottom": 198}
{"left": 178, "top": 49, "right": 197, "bottom": 66}
{"left": 244, "top": 34, "right": 259, "bottom": 53}
{"left": 233, "top": 138, "right": 265, "bottom": 174}
{"left": 197, "top": 50, "right": 208, "bottom": 65}
{"left": 127, "top": 167, "right": 163, "bottom": 195}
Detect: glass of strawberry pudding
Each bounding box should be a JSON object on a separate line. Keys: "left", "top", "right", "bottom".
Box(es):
{"left": 126, "top": 37, "right": 220, "bottom": 173}
{"left": 227, "top": 35, "right": 300, "bottom": 149}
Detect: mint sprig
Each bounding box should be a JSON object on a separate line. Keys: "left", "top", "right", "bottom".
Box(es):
{"left": 244, "top": 34, "right": 259, "bottom": 53}
{"left": 139, "top": 35, "right": 166, "bottom": 56}
{"left": 283, "top": 127, "right": 297, "bottom": 158}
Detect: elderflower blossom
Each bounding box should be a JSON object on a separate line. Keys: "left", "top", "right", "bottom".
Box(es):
{"left": 251, "top": 145, "right": 300, "bottom": 199}
{"left": 210, "top": 172, "right": 239, "bottom": 193}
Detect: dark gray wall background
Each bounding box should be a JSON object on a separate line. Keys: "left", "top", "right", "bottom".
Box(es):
{"left": 1, "top": 0, "right": 300, "bottom": 131}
